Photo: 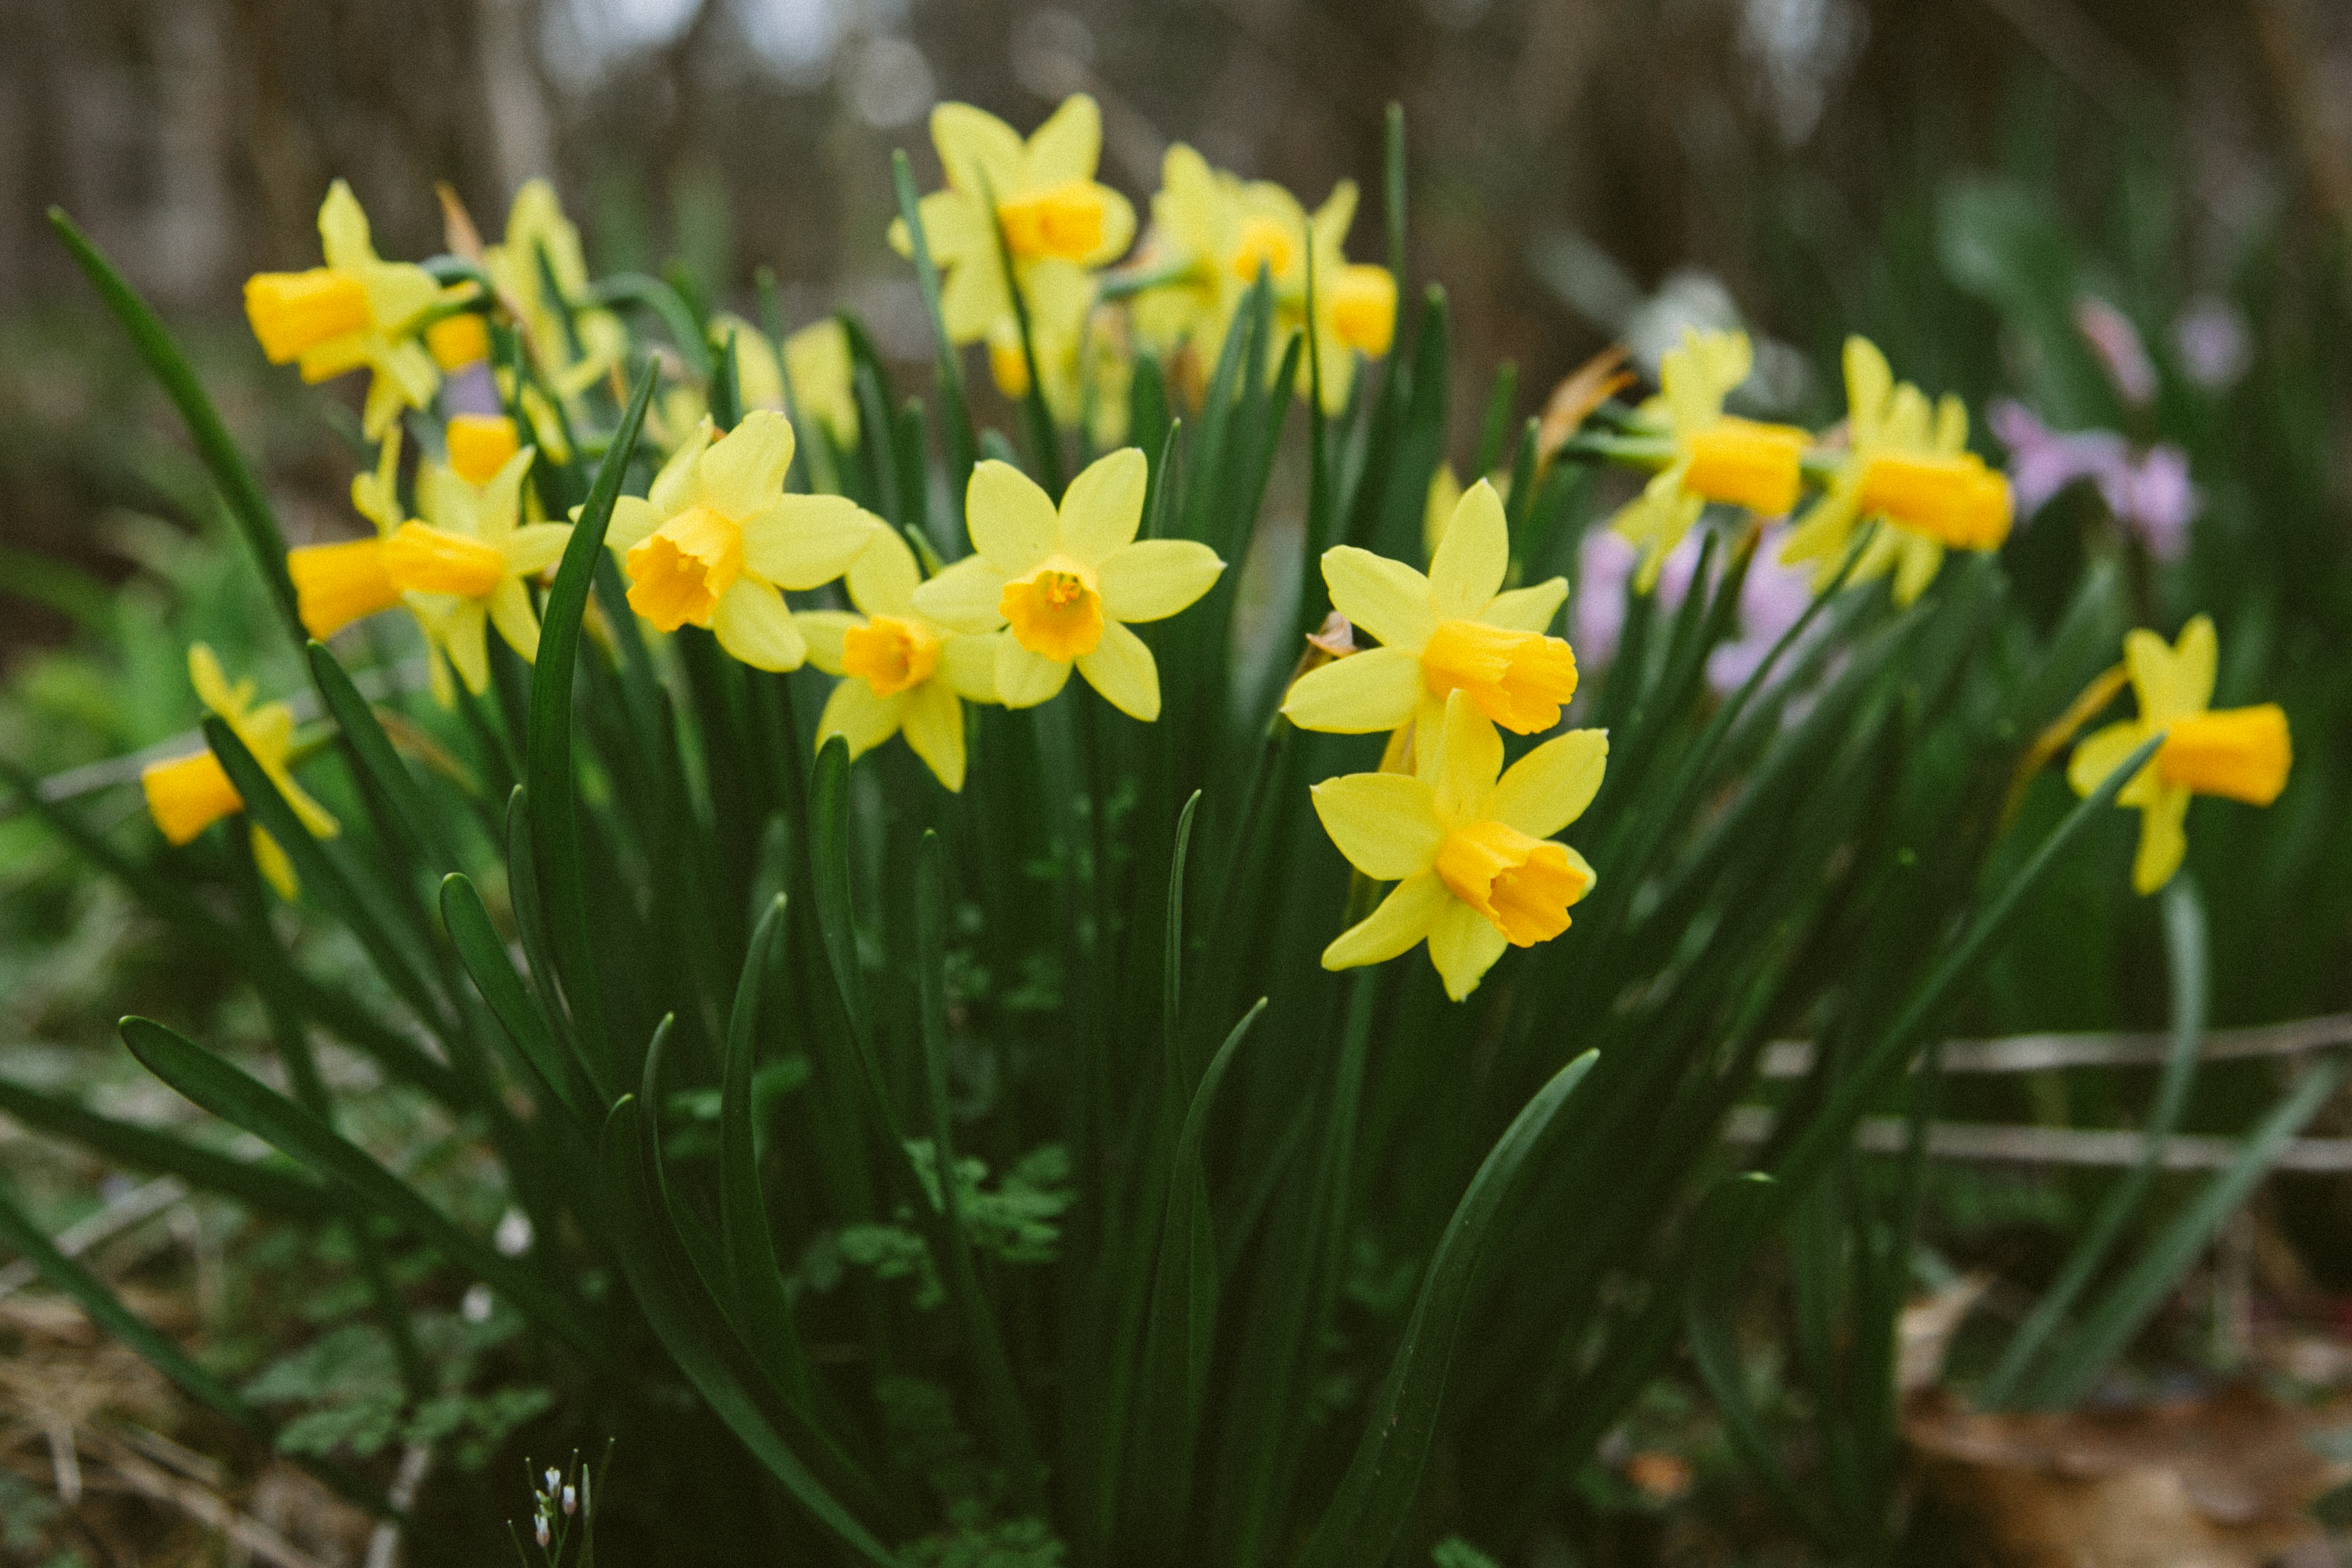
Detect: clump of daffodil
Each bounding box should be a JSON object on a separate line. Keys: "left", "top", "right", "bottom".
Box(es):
{"left": 243, "top": 181, "right": 444, "bottom": 439}
{"left": 141, "top": 645, "right": 339, "bottom": 899}
{"left": 1315, "top": 688, "right": 1606, "bottom": 999}
{"left": 1779, "top": 336, "right": 2013, "bottom": 605}
{"left": 485, "top": 178, "right": 627, "bottom": 400}
{"left": 910, "top": 450, "right": 1223, "bottom": 721}
{"left": 290, "top": 440, "right": 568, "bottom": 698}
{"left": 1283, "top": 478, "right": 1574, "bottom": 771}
{"left": 2068, "top": 615, "right": 2291, "bottom": 894}
{"left": 799, "top": 530, "right": 1005, "bottom": 791}
{"left": 889, "top": 95, "right": 1136, "bottom": 352}
{"left": 608, "top": 409, "right": 882, "bottom": 671}
{"left": 1610, "top": 328, "right": 1808, "bottom": 591}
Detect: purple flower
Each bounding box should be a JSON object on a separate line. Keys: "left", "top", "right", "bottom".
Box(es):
{"left": 2172, "top": 297, "right": 2251, "bottom": 391}
{"left": 2098, "top": 444, "right": 2197, "bottom": 562}
{"left": 1576, "top": 520, "right": 1815, "bottom": 697}
{"left": 1989, "top": 399, "right": 2198, "bottom": 562}
{"left": 2075, "top": 295, "right": 2158, "bottom": 408}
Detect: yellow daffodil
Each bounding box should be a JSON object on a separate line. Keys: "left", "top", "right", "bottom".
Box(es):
{"left": 1128, "top": 144, "right": 1236, "bottom": 363}
{"left": 243, "top": 181, "right": 443, "bottom": 439}
{"left": 799, "top": 530, "right": 1005, "bottom": 791}
{"left": 446, "top": 413, "right": 520, "bottom": 486}
{"left": 2067, "top": 615, "right": 2291, "bottom": 894}
{"left": 719, "top": 313, "right": 862, "bottom": 450}
{"left": 889, "top": 96, "right": 1136, "bottom": 350}
{"left": 1315, "top": 689, "right": 1606, "bottom": 999}
{"left": 910, "top": 450, "right": 1223, "bottom": 721}
{"left": 485, "top": 179, "right": 627, "bottom": 399}
{"left": 1779, "top": 337, "right": 2013, "bottom": 605}
{"left": 1424, "top": 462, "right": 1465, "bottom": 562}
{"left": 1282, "top": 479, "right": 1573, "bottom": 771}
{"left": 140, "top": 645, "right": 339, "bottom": 899}
{"left": 1610, "top": 329, "right": 1808, "bottom": 591}
{"left": 424, "top": 309, "right": 492, "bottom": 374}
{"left": 607, "top": 410, "right": 882, "bottom": 670}
{"left": 988, "top": 279, "right": 1133, "bottom": 446}
{"left": 290, "top": 444, "right": 568, "bottom": 696}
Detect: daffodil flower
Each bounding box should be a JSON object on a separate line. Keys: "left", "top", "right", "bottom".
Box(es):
{"left": 889, "top": 96, "right": 1136, "bottom": 350}
{"left": 141, "top": 645, "right": 338, "bottom": 899}
{"left": 1281, "top": 479, "right": 1574, "bottom": 770}
{"left": 986, "top": 278, "right": 1134, "bottom": 446}
{"left": 910, "top": 450, "right": 1224, "bottom": 721}
{"left": 799, "top": 530, "right": 1005, "bottom": 791}
{"left": 1779, "top": 337, "right": 2013, "bottom": 605}
{"left": 1314, "top": 689, "right": 1606, "bottom": 999}
{"left": 1609, "top": 329, "right": 1808, "bottom": 591}
{"left": 486, "top": 179, "right": 627, "bottom": 400}
{"left": 607, "top": 410, "right": 882, "bottom": 670}
{"left": 290, "top": 442, "right": 568, "bottom": 697}
{"left": 719, "top": 313, "right": 862, "bottom": 450}
{"left": 243, "top": 181, "right": 444, "bottom": 439}
{"left": 2068, "top": 615, "right": 2291, "bottom": 894}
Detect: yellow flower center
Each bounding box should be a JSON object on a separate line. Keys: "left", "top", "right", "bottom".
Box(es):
{"left": 843, "top": 615, "right": 943, "bottom": 699}
{"left": 244, "top": 269, "right": 372, "bottom": 363}
{"left": 385, "top": 522, "right": 508, "bottom": 600}
{"left": 996, "top": 180, "right": 1111, "bottom": 262}
{"left": 425, "top": 312, "right": 491, "bottom": 371}
{"left": 1328, "top": 264, "right": 1398, "bottom": 357}
{"left": 2156, "top": 704, "right": 2291, "bottom": 805}
{"left": 989, "top": 335, "right": 1033, "bottom": 399}
{"left": 446, "top": 414, "right": 521, "bottom": 485}
{"left": 1684, "top": 418, "right": 1808, "bottom": 516}
{"left": 141, "top": 751, "right": 244, "bottom": 847}
{"left": 625, "top": 504, "right": 744, "bottom": 632}
{"left": 1435, "top": 820, "right": 1593, "bottom": 947}
{"left": 999, "top": 556, "right": 1105, "bottom": 662}
{"left": 1420, "top": 619, "right": 1580, "bottom": 734}
{"left": 288, "top": 537, "right": 403, "bottom": 639}
{"left": 1229, "top": 216, "right": 1296, "bottom": 284}
{"left": 1856, "top": 452, "right": 2014, "bottom": 550}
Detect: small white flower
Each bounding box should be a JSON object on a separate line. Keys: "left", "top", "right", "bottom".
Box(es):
{"left": 496, "top": 1208, "right": 534, "bottom": 1257}
{"left": 461, "top": 1283, "right": 494, "bottom": 1322}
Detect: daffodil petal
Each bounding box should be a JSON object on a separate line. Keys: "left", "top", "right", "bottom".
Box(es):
{"left": 797, "top": 611, "right": 862, "bottom": 676}
{"left": 2069, "top": 719, "right": 2147, "bottom": 799}
{"left": 932, "top": 101, "right": 1025, "bottom": 200}
{"left": 910, "top": 190, "right": 989, "bottom": 262}
{"left": 1482, "top": 578, "right": 1568, "bottom": 634}
{"left": 1490, "top": 729, "right": 1609, "bottom": 840}
{"left": 711, "top": 580, "right": 806, "bottom": 671}
{"left": 700, "top": 409, "right": 795, "bottom": 520}
{"left": 502, "top": 524, "right": 572, "bottom": 577}
{"left": 1321, "top": 547, "right": 1436, "bottom": 650}
{"left": 1097, "top": 539, "right": 1224, "bottom": 623}
{"left": 1309, "top": 772, "right": 1443, "bottom": 881}
{"left": 1429, "top": 689, "right": 1503, "bottom": 827}
{"left": 1075, "top": 619, "right": 1160, "bottom": 720}
{"left": 1321, "top": 872, "right": 1449, "bottom": 971}
{"left": 1023, "top": 93, "right": 1101, "bottom": 186}
{"left": 648, "top": 422, "right": 711, "bottom": 515}
{"left": 1280, "top": 645, "right": 1422, "bottom": 734}
{"left": 941, "top": 632, "right": 1004, "bottom": 703}
{"left": 486, "top": 576, "right": 539, "bottom": 663}
{"left": 442, "top": 600, "right": 492, "bottom": 694}
{"left": 2130, "top": 615, "right": 2215, "bottom": 723}
{"left": 941, "top": 259, "right": 1010, "bottom": 346}
{"left": 817, "top": 678, "right": 904, "bottom": 759}
{"left": 1426, "top": 899, "right": 1511, "bottom": 1001}
{"left": 2132, "top": 786, "right": 2190, "bottom": 895}
{"left": 1428, "top": 479, "right": 1510, "bottom": 619}
{"left": 1058, "top": 447, "right": 1149, "bottom": 564}
{"left": 1890, "top": 534, "right": 1942, "bottom": 606}
{"left": 317, "top": 180, "right": 374, "bottom": 270}
{"left": 606, "top": 496, "right": 663, "bottom": 553}
{"left": 1845, "top": 336, "right": 1894, "bottom": 446}
{"left": 996, "top": 637, "right": 1073, "bottom": 708}
{"left": 912, "top": 556, "right": 1011, "bottom": 632}
{"left": 965, "top": 460, "right": 1058, "bottom": 574}
{"left": 902, "top": 682, "right": 967, "bottom": 791}
{"left": 739, "top": 495, "right": 882, "bottom": 591}
{"left": 847, "top": 529, "right": 923, "bottom": 616}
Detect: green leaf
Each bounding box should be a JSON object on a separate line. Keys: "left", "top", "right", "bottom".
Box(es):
{"left": 0, "top": 1075, "right": 331, "bottom": 1222}
{"left": 1296, "top": 1049, "right": 1597, "bottom": 1568}
{"left": 440, "top": 872, "right": 584, "bottom": 1123}
{"left": 587, "top": 274, "right": 713, "bottom": 383}
{"left": 528, "top": 361, "right": 657, "bottom": 1072}
{"left": 307, "top": 640, "right": 457, "bottom": 876}
{"left": 892, "top": 147, "right": 977, "bottom": 540}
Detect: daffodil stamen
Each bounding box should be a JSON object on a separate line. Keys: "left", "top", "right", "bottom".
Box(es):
{"left": 999, "top": 561, "right": 1106, "bottom": 661}
{"left": 1435, "top": 821, "right": 1593, "bottom": 947}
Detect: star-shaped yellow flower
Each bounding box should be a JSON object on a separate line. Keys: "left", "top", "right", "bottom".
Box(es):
{"left": 1779, "top": 336, "right": 2012, "bottom": 605}
{"left": 243, "top": 181, "right": 445, "bottom": 439}
{"left": 1315, "top": 689, "right": 1607, "bottom": 999}
{"left": 1610, "top": 329, "right": 1808, "bottom": 591}
{"left": 1281, "top": 479, "right": 1573, "bottom": 771}
{"left": 2068, "top": 615, "right": 2291, "bottom": 894}
{"left": 889, "top": 95, "right": 1136, "bottom": 349}
{"left": 799, "top": 530, "right": 1004, "bottom": 792}
{"left": 910, "top": 450, "right": 1224, "bottom": 721}
{"left": 606, "top": 410, "right": 883, "bottom": 671}
{"left": 140, "top": 645, "right": 339, "bottom": 899}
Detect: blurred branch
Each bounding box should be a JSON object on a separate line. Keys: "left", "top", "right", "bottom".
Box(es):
{"left": 1760, "top": 1012, "right": 2352, "bottom": 1077}
{"left": 1724, "top": 1106, "right": 2352, "bottom": 1171}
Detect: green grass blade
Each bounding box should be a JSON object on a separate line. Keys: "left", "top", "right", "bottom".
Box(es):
{"left": 528, "top": 362, "right": 658, "bottom": 1071}
{"left": 307, "top": 640, "right": 461, "bottom": 876}
{"left": 441, "top": 873, "right": 585, "bottom": 1123}
{"left": 0, "top": 1075, "right": 331, "bottom": 1222}
{"left": 1294, "top": 1049, "right": 1598, "bottom": 1568}
{"left": 892, "top": 148, "right": 977, "bottom": 536}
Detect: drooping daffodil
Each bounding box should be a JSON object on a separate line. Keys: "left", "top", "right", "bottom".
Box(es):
{"left": 1779, "top": 336, "right": 2013, "bottom": 605}
{"left": 910, "top": 450, "right": 1224, "bottom": 721}
{"left": 1282, "top": 478, "right": 1574, "bottom": 771}
{"left": 243, "top": 180, "right": 444, "bottom": 439}
{"left": 2068, "top": 615, "right": 2290, "bottom": 894}
{"left": 1609, "top": 329, "right": 1808, "bottom": 591}
{"left": 800, "top": 530, "right": 1005, "bottom": 792}
{"left": 1315, "top": 689, "right": 1607, "bottom": 999}
{"left": 889, "top": 95, "right": 1136, "bottom": 350}
{"left": 607, "top": 410, "right": 882, "bottom": 670}
{"left": 141, "top": 645, "right": 339, "bottom": 899}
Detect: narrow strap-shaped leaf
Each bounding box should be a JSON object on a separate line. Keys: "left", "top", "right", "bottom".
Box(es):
{"left": 891, "top": 148, "right": 976, "bottom": 540}
{"left": 47, "top": 207, "right": 301, "bottom": 641}
{"left": 587, "top": 274, "right": 713, "bottom": 382}
{"left": 599, "top": 1097, "right": 899, "bottom": 1562}
{"left": 119, "top": 1016, "right": 604, "bottom": 1363}
{"left": 0, "top": 1075, "right": 331, "bottom": 1222}
{"left": 1297, "top": 1049, "right": 1598, "bottom": 1568}
{"left": 529, "top": 362, "right": 657, "bottom": 1072}
{"left": 441, "top": 873, "right": 585, "bottom": 1124}
{"left": 308, "top": 640, "right": 459, "bottom": 876}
